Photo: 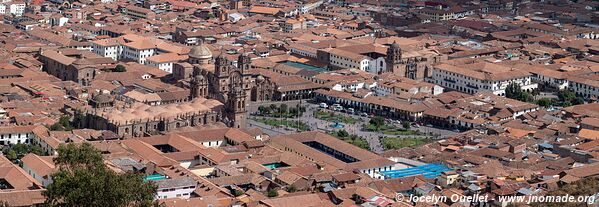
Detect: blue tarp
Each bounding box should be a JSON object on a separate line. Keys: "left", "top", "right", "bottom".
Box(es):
{"left": 381, "top": 163, "right": 452, "bottom": 179}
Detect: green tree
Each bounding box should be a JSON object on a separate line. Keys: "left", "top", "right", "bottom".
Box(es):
{"left": 232, "top": 189, "right": 244, "bottom": 197}
{"left": 4, "top": 149, "right": 16, "bottom": 162}
{"left": 505, "top": 83, "right": 521, "bottom": 99}
{"left": 269, "top": 104, "right": 277, "bottom": 112}
{"left": 369, "top": 116, "right": 385, "bottom": 131}
{"left": 530, "top": 177, "right": 599, "bottom": 207}
{"left": 72, "top": 111, "right": 86, "bottom": 129}
{"left": 558, "top": 90, "right": 576, "bottom": 102}
{"left": 279, "top": 104, "right": 288, "bottom": 114}
{"left": 50, "top": 116, "right": 74, "bottom": 131}
{"left": 3, "top": 144, "right": 44, "bottom": 164}
{"left": 573, "top": 97, "right": 585, "bottom": 105}
{"left": 337, "top": 130, "right": 349, "bottom": 138}
{"left": 557, "top": 90, "right": 584, "bottom": 107}
{"left": 289, "top": 107, "right": 298, "bottom": 117}
{"left": 267, "top": 189, "right": 278, "bottom": 197}
{"left": 402, "top": 121, "right": 411, "bottom": 130}
{"left": 536, "top": 98, "right": 553, "bottom": 107}
{"left": 286, "top": 185, "right": 297, "bottom": 193}
{"left": 114, "top": 65, "right": 126, "bottom": 72}
{"left": 44, "top": 143, "right": 159, "bottom": 207}
{"left": 257, "top": 106, "right": 267, "bottom": 115}
{"left": 505, "top": 83, "right": 533, "bottom": 102}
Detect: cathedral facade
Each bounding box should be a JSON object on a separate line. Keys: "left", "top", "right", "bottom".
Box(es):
{"left": 188, "top": 42, "right": 252, "bottom": 129}
{"left": 385, "top": 41, "right": 447, "bottom": 80}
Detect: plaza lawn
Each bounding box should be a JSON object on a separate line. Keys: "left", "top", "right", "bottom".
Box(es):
{"left": 381, "top": 137, "right": 432, "bottom": 150}
{"left": 253, "top": 118, "right": 311, "bottom": 131}
{"left": 256, "top": 104, "right": 306, "bottom": 118}
{"left": 329, "top": 131, "right": 369, "bottom": 150}
{"left": 363, "top": 123, "right": 420, "bottom": 135}
{"left": 382, "top": 128, "right": 420, "bottom": 135}
{"left": 313, "top": 110, "right": 359, "bottom": 124}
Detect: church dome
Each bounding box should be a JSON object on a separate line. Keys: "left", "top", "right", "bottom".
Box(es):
{"left": 189, "top": 42, "right": 212, "bottom": 60}
{"left": 256, "top": 75, "right": 265, "bottom": 83}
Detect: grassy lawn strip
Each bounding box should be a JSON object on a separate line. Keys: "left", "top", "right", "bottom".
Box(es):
{"left": 363, "top": 123, "right": 420, "bottom": 135}
{"left": 253, "top": 118, "right": 311, "bottom": 131}
{"left": 314, "top": 110, "right": 359, "bottom": 124}
{"left": 381, "top": 137, "right": 432, "bottom": 150}
{"left": 382, "top": 129, "right": 420, "bottom": 135}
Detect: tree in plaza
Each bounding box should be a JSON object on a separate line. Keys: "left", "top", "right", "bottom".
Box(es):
{"left": 505, "top": 83, "right": 532, "bottom": 102}
{"left": 337, "top": 129, "right": 349, "bottom": 138}
{"left": 44, "top": 143, "right": 160, "bottom": 207}
{"left": 558, "top": 90, "right": 585, "bottom": 107}
{"left": 505, "top": 83, "right": 520, "bottom": 99}
{"left": 279, "top": 104, "right": 288, "bottom": 114}
{"left": 369, "top": 116, "right": 385, "bottom": 131}
{"left": 536, "top": 98, "right": 553, "bottom": 107}
{"left": 269, "top": 104, "right": 277, "bottom": 112}
{"left": 402, "top": 121, "right": 411, "bottom": 130}
{"left": 257, "top": 106, "right": 268, "bottom": 115}
{"left": 289, "top": 107, "right": 298, "bottom": 117}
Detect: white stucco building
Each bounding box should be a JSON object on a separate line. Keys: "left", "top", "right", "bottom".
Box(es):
{"left": 91, "top": 34, "right": 189, "bottom": 72}
{"left": 328, "top": 48, "right": 386, "bottom": 73}
{"left": 431, "top": 62, "right": 538, "bottom": 96}
{"left": 21, "top": 154, "right": 55, "bottom": 187}
{"left": 154, "top": 177, "right": 197, "bottom": 200}
{"left": 0, "top": 125, "right": 36, "bottom": 145}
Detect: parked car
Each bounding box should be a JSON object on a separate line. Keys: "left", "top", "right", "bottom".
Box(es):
{"left": 360, "top": 112, "right": 368, "bottom": 117}
{"left": 319, "top": 103, "right": 328, "bottom": 108}
{"left": 347, "top": 108, "right": 355, "bottom": 114}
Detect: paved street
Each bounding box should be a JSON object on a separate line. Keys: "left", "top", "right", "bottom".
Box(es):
{"left": 246, "top": 100, "right": 458, "bottom": 153}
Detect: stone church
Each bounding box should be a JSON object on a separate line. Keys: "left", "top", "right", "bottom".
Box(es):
{"left": 385, "top": 41, "right": 447, "bottom": 80}
{"left": 188, "top": 42, "right": 252, "bottom": 128}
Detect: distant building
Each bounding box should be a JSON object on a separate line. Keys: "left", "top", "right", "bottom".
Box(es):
{"left": 431, "top": 61, "right": 537, "bottom": 96}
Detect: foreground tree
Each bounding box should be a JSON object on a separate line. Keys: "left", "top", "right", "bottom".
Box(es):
{"left": 44, "top": 143, "right": 160, "bottom": 207}
{"left": 531, "top": 177, "right": 599, "bottom": 207}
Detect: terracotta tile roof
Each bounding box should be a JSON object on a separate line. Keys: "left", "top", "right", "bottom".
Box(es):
{"left": 249, "top": 6, "right": 281, "bottom": 15}
{"left": 21, "top": 154, "right": 55, "bottom": 178}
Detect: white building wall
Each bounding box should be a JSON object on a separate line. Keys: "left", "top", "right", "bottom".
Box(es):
{"left": 156, "top": 186, "right": 195, "bottom": 200}
{"left": 0, "top": 132, "right": 32, "bottom": 145}
{"left": 201, "top": 140, "right": 223, "bottom": 148}
{"left": 91, "top": 44, "right": 121, "bottom": 61}
{"left": 122, "top": 47, "right": 155, "bottom": 64}
{"left": 22, "top": 164, "right": 53, "bottom": 187}
{"left": 431, "top": 68, "right": 537, "bottom": 96}
{"left": 361, "top": 164, "right": 395, "bottom": 179}
{"left": 569, "top": 81, "right": 599, "bottom": 99}
{"left": 9, "top": 3, "right": 24, "bottom": 16}
{"left": 367, "top": 57, "right": 386, "bottom": 74}
{"left": 330, "top": 53, "right": 369, "bottom": 70}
